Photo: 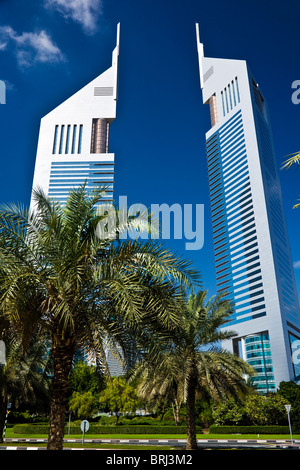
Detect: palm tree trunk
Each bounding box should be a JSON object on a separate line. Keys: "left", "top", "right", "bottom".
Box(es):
{"left": 186, "top": 372, "right": 197, "bottom": 450}
{"left": 171, "top": 398, "right": 182, "bottom": 426}
{"left": 0, "top": 391, "right": 8, "bottom": 444}
{"left": 171, "top": 402, "right": 178, "bottom": 426}
{"left": 47, "top": 334, "right": 75, "bottom": 450}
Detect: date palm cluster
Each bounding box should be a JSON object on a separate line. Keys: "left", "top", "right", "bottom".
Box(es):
{"left": 0, "top": 186, "right": 254, "bottom": 450}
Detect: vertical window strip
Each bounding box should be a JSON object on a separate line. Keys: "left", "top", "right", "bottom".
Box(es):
{"left": 235, "top": 77, "right": 240, "bottom": 103}
{"left": 65, "top": 125, "right": 71, "bottom": 154}
{"left": 228, "top": 83, "right": 233, "bottom": 110}
{"left": 78, "top": 124, "right": 83, "bottom": 154}
{"left": 52, "top": 125, "right": 59, "bottom": 154}
{"left": 71, "top": 125, "right": 77, "bottom": 154}
{"left": 231, "top": 80, "right": 237, "bottom": 106}
{"left": 59, "top": 125, "right": 65, "bottom": 155}
{"left": 221, "top": 91, "right": 225, "bottom": 116}
{"left": 224, "top": 88, "right": 229, "bottom": 113}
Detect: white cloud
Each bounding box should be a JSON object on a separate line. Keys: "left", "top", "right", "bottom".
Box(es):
{"left": 0, "top": 26, "right": 65, "bottom": 67}
{"left": 293, "top": 260, "right": 300, "bottom": 269}
{"left": 45, "top": 0, "right": 103, "bottom": 34}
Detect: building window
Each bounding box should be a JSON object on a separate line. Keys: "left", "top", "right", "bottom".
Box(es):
{"left": 65, "top": 125, "right": 71, "bottom": 154}
{"left": 78, "top": 124, "right": 83, "bottom": 154}
{"left": 231, "top": 80, "right": 237, "bottom": 106}
{"left": 228, "top": 83, "right": 233, "bottom": 110}
{"left": 52, "top": 123, "right": 82, "bottom": 155}
{"left": 235, "top": 77, "right": 240, "bottom": 103}
{"left": 208, "top": 94, "right": 218, "bottom": 127}
{"left": 71, "top": 125, "right": 77, "bottom": 154}
{"left": 91, "top": 118, "right": 109, "bottom": 154}
{"left": 59, "top": 125, "right": 65, "bottom": 154}
{"left": 52, "top": 125, "right": 59, "bottom": 154}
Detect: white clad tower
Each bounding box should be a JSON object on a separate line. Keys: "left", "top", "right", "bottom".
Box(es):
{"left": 196, "top": 24, "right": 300, "bottom": 392}
{"left": 30, "top": 24, "right": 124, "bottom": 376}
{"left": 30, "top": 23, "right": 120, "bottom": 210}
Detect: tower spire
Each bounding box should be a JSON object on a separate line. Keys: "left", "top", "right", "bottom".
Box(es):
{"left": 195, "top": 23, "right": 204, "bottom": 89}
{"left": 112, "top": 22, "right": 120, "bottom": 100}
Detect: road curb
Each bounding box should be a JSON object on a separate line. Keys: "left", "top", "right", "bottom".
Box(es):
{"left": 1, "top": 437, "right": 300, "bottom": 450}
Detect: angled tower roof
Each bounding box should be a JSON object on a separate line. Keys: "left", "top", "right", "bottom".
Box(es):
{"left": 42, "top": 22, "right": 120, "bottom": 123}
{"left": 30, "top": 23, "right": 120, "bottom": 209}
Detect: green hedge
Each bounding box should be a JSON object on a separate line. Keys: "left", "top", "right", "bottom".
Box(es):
{"left": 13, "top": 423, "right": 202, "bottom": 435}
{"left": 209, "top": 425, "right": 291, "bottom": 435}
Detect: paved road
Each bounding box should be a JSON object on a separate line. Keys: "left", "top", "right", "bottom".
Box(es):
{"left": 1, "top": 437, "right": 300, "bottom": 450}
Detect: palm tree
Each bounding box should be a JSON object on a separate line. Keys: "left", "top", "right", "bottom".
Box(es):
{"left": 132, "top": 352, "right": 185, "bottom": 426}
{"left": 282, "top": 152, "right": 300, "bottom": 208}
{"left": 282, "top": 151, "right": 300, "bottom": 170}
{"left": 0, "top": 186, "right": 200, "bottom": 450}
{"left": 131, "top": 290, "right": 255, "bottom": 450}
{"left": 0, "top": 326, "right": 50, "bottom": 442}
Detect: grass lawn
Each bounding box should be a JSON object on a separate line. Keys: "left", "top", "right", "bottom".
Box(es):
{"left": 2, "top": 427, "right": 300, "bottom": 445}
{"left": 1, "top": 442, "right": 176, "bottom": 450}
{"left": 1, "top": 428, "right": 181, "bottom": 449}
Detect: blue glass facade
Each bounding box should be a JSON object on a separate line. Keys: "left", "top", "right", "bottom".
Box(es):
{"left": 207, "top": 110, "right": 266, "bottom": 327}
{"left": 244, "top": 333, "right": 276, "bottom": 392}
{"left": 206, "top": 109, "right": 277, "bottom": 391}
{"left": 48, "top": 160, "right": 114, "bottom": 205}
{"left": 197, "top": 26, "right": 300, "bottom": 389}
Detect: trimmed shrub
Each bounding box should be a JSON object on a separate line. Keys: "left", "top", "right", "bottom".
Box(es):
{"left": 13, "top": 424, "right": 50, "bottom": 434}
{"left": 13, "top": 423, "right": 203, "bottom": 435}
{"left": 119, "top": 417, "right": 175, "bottom": 426}
{"left": 209, "top": 425, "right": 291, "bottom": 435}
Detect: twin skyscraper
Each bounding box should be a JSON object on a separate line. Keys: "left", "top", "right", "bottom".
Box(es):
{"left": 30, "top": 23, "right": 300, "bottom": 392}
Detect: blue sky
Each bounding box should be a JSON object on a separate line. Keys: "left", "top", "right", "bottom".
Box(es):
{"left": 1, "top": 0, "right": 300, "bottom": 298}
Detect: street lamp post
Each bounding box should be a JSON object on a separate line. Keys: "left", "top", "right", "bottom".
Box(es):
{"left": 2, "top": 402, "right": 11, "bottom": 440}
{"left": 0, "top": 340, "right": 6, "bottom": 366}
{"left": 285, "top": 404, "right": 293, "bottom": 444}
{"left": 68, "top": 411, "right": 72, "bottom": 438}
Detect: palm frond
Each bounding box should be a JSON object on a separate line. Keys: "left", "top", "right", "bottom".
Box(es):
{"left": 281, "top": 151, "right": 300, "bottom": 169}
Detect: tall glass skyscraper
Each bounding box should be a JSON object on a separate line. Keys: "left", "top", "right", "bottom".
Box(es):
{"left": 196, "top": 24, "right": 300, "bottom": 393}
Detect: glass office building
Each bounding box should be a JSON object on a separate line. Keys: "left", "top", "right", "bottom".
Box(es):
{"left": 196, "top": 24, "right": 300, "bottom": 392}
